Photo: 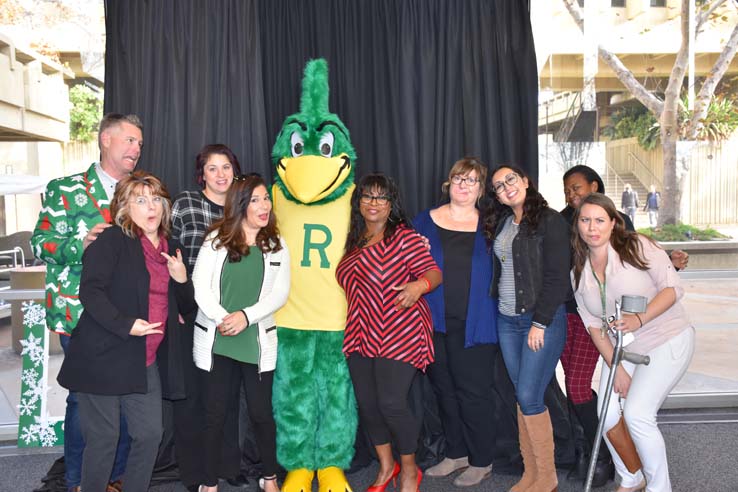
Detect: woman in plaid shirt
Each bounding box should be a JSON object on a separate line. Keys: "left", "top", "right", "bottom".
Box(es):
{"left": 170, "top": 144, "right": 244, "bottom": 491}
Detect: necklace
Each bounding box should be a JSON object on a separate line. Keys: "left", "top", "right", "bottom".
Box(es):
{"left": 498, "top": 218, "right": 519, "bottom": 262}
{"left": 359, "top": 229, "right": 384, "bottom": 248}
{"left": 589, "top": 252, "right": 609, "bottom": 339}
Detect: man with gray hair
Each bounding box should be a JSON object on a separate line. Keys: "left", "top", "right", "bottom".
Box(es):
{"left": 31, "top": 113, "right": 143, "bottom": 492}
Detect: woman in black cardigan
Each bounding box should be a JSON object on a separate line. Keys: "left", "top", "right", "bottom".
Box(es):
{"left": 58, "top": 171, "right": 196, "bottom": 492}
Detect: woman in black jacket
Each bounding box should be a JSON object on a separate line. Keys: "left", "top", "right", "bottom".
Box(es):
{"left": 58, "top": 171, "right": 196, "bottom": 492}
{"left": 484, "top": 165, "right": 570, "bottom": 492}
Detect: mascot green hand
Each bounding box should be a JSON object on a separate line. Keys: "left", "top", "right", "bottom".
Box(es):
{"left": 272, "top": 59, "right": 358, "bottom": 492}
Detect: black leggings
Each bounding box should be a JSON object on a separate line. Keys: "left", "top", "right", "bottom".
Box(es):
{"left": 347, "top": 354, "right": 419, "bottom": 455}
{"left": 203, "top": 354, "right": 277, "bottom": 485}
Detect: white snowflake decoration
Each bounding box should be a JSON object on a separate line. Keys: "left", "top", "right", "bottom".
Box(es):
{"left": 22, "top": 302, "right": 46, "bottom": 327}
{"left": 54, "top": 296, "right": 67, "bottom": 309}
{"left": 55, "top": 221, "right": 70, "bottom": 234}
{"left": 21, "top": 368, "right": 39, "bottom": 386}
{"left": 19, "top": 425, "right": 36, "bottom": 445}
{"left": 38, "top": 423, "right": 58, "bottom": 447}
{"left": 18, "top": 398, "right": 37, "bottom": 416}
{"left": 19, "top": 332, "right": 44, "bottom": 367}
{"left": 19, "top": 417, "right": 59, "bottom": 447}
{"left": 74, "top": 193, "right": 88, "bottom": 207}
{"left": 23, "top": 376, "right": 44, "bottom": 405}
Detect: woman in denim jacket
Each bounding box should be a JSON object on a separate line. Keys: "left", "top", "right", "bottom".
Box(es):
{"left": 484, "top": 165, "right": 571, "bottom": 492}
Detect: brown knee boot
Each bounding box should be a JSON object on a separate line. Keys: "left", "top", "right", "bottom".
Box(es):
{"left": 522, "top": 408, "right": 558, "bottom": 492}
{"left": 510, "top": 405, "right": 536, "bottom": 492}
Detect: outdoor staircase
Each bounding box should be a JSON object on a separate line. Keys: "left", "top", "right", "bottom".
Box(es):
{"left": 602, "top": 170, "right": 650, "bottom": 228}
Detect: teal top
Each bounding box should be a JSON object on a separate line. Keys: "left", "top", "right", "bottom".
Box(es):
{"left": 213, "top": 246, "right": 264, "bottom": 364}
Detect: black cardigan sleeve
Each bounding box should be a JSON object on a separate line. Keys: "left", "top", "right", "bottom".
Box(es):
{"left": 533, "top": 210, "right": 572, "bottom": 326}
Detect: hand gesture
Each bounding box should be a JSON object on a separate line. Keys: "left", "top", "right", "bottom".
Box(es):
{"left": 83, "top": 223, "right": 112, "bottom": 250}
{"left": 613, "top": 313, "right": 641, "bottom": 334}
{"left": 130, "top": 319, "right": 163, "bottom": 336}
{"left": 161, "top": 249, "right": 187, "bottom": 283}
{"left": 391, "top": 281, "right": 425, "bottom": 310}
{"left": 528, "top": 326, "right": 545, "bottom": 351}
{"left": 218, "top": 311, "right": 248, "bottom": 336}
{"left": 670, "top": 249, "right": 689, "bottom": 270}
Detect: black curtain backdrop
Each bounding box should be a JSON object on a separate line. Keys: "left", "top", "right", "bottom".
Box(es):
{"left": 96, "top": 2, "right": 577, "bottom": 485}
{"left": 104, "top": 0, "right": 538, "bottom": 215}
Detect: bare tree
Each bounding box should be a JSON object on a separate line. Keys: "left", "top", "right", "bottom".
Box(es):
{"left": 563, "top": 0, "right": 738, "bottom": 225}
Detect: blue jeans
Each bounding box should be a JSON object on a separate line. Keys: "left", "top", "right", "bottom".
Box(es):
{"left": 497, "top": 305, "right": 566, "bottom": 416}
{"left": 60, "top": 334, "right": 131, "bottom": 488}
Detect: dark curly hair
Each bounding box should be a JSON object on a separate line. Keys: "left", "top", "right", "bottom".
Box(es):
{"left": 206, "top": 174, "right": 282, "bottom": 262}
{"left": 483, "top": 164, "right": 548, "bottom": 241}
{"left": 343, "top": 173, "right": 412, "bottom": 254}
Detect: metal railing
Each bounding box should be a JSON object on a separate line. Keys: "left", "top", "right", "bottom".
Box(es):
{"left": 554, "top": 92, "right": 582, "bottom": 143}
{"left": 627, "top": 151, "right": 662, "bottom": 190}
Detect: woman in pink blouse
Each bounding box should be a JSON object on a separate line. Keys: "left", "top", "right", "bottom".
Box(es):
{"left": 571, "top": 193, "right": 694, "bottom": 492}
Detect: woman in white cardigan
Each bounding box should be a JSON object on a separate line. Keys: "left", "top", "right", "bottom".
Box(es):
{"left": 192, "top": 174, "right": 290, "bottom": 492}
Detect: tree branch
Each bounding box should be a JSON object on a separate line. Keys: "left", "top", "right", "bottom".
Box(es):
{"left": 697, "top": 0, "right": 729, "bottom": 32}
{"left": 687, "top": 21, "right": 738, "bottom": 138}
{"left": 561, "top": 0, "right": 664, "bottom": 116}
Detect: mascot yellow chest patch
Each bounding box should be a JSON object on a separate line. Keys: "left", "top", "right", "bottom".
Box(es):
{"left": 273, "top": 183, "right": 354, "bottom": 331}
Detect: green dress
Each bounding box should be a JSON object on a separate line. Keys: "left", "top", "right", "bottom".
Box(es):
{"left": 213, "top": 246, "right": 264, "bottom": 364}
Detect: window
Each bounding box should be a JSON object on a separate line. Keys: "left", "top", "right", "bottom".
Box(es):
{"left": 651, "top": 0, "right": 666, "bottom": 6}
{"left": 612, "top": 0, "right": 626, "bottom": 6}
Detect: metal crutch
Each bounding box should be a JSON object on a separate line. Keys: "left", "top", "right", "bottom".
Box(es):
{"left": 584, "top": 297, "right": 651, "bottom": 492}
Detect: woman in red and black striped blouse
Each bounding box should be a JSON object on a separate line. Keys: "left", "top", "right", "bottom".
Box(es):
{"left": 337, "top": 173, "right": 441, "bottom": 492}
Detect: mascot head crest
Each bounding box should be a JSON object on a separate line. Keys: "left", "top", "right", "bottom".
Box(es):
{"left": 272, "top": 59, "right": 356, "bottom": 205}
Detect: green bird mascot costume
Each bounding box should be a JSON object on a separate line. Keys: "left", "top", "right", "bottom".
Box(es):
{"left": 271, "top": 59, "right": 358, "bottom": 492}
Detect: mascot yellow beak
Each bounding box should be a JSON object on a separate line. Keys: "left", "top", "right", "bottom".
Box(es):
{"left": 278, "top": 153, "right": 351, "bottom": 204}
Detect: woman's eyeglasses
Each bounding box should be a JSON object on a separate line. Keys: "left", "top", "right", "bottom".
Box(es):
{"left": 131, "top": 196, "right": 163, "bottom": 207}
{"left": 450, "top": 175, "right": 480, "bottom": 186}
{"left": 360, "top": 194, "right": 390, "bottom": 205}
{"left": 492, "top": 173, "right": 520, "bottom": 194}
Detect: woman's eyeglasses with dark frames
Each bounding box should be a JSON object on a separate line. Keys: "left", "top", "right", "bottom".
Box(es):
{"left": 492, "top": 173, "right": 520, "bottom": 194}
{"left": 450, "top": 175, "right": 480, "bottom": 186}
{"left": 360, "top": 194, "right": 390, "bottom": 205}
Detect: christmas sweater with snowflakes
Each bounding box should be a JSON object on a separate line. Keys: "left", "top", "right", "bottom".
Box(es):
{"left": 31, "top": 163, "right": 112, "bottom": 335}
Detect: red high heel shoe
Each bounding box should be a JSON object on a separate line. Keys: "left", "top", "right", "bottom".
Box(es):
{"left": 367, "top": 462, "right": 401, "bottom": 492}
{"left": 416, "top": 467, "right": 423, "bottom": 491}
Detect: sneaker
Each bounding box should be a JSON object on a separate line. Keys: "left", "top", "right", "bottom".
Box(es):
{"left": 424, "top": 456, "right": 469, "bottom": 477}
{"left": 452, "top": 465, "right": 493, "bottom": 487}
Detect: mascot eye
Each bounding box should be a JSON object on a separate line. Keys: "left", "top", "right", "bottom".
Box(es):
{"left": 319, "top": 132, "right": 334, "bottom": 157}
{"left": 291, "top": 132, "right": 304, "bottom": 157}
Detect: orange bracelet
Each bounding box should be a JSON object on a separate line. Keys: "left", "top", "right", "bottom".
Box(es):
{"left": 420, "top": 277, "right": 431, "bottom": 293}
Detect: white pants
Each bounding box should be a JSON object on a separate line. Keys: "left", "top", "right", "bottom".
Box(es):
{"left": 598, "top": 327, "right": 695, "bottom": 491}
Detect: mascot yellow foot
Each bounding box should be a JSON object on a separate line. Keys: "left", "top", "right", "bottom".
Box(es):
{"left": 281, "top": 468, "right": 315, "bottom": 492}
{"left": 317, "top": 467, "right": 353, "bottom": 492}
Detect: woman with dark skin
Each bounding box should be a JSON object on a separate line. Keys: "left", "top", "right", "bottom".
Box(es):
{"left": 337, "top": 174, "right": 442, "bottom": 492}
